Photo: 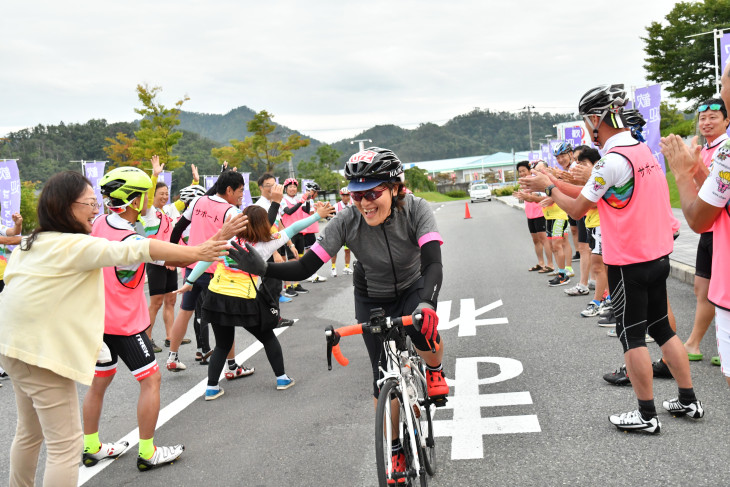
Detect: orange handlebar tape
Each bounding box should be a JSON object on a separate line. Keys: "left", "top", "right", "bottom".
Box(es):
{"left": 332, "top": 345, "right": 349, "bottom": 367}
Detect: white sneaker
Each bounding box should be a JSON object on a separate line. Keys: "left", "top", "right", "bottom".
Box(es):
{"left": 166, "top": 358, "right": 187, "bottom": 372}
{"left": 662, "top": 397, "right": 704, "bottom": 418}
{"left": 83, "top": 441, "right": 130, "bottom": 467}
{"left": 306, "top": 274, "right": 327, "bottom": 283}
{"left": 136, "top": 444, "right": 185, "bottom": 471}
{"left": 342, "top": 266, "right": 353, "bottom": 275}
{"left": 331, "top": 267, "right": 337, "bottom": 277}
{"left": 564, "top": 284, "right": 589, "bottom": 296}
{"left": 588, "top": 279, "right": 596, "bottom": 290}
{"left": 609, "top": 409, "right": 660, "bottom": 434}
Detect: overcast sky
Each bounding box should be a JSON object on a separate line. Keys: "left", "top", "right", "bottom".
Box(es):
{"left": 1, "top": 1, "right": 680, "bottom": 144}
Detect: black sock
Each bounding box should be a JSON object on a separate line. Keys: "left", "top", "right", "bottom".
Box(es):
{"left": 678, "top": 387, "right": 696, "bottom": 404}
{"left": 638, "top": 399, "right": 656, "bottom": 420}
{"left": 391, "top": 438, "right": 402, "bottom": 454}
{"left": 227, "top": 359, "right": 237, "bottom": 370}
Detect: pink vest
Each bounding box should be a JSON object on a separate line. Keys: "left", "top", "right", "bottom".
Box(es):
{"left": 302, "top": 205, "right": 320, "bottom": 235}
{"left": 524, "top": 201, "right": 544, "bottom": 219}
{"left": 188, "top": 196, "right": 232, "bottom": 272}
{"left": 281, "top": 196, "right": 309, "bottom": 229}
{"left": 709, "top": 204, "right": 730, "bottom": 310}
{"left": 148, "top": 208, "right": 173, "bottom": 243}
{"left": 91, "top": 215, "right": 148, "bottom": 336}
{"left": 597, "top": 143, "right": 674, "bottom": 266}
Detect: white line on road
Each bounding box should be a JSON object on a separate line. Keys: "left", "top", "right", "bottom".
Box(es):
{"left": 78, "top": 326, "right": 289, "bottom": 485}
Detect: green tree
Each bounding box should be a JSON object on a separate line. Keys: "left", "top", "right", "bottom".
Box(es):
{"left": 643, "top": 0, "right": 730, "bottom": 104}
{"left": 103, "top": 132, "right": 136, "bottom": 166}
{"left": 129, "top": 84, "right": 189, "bottom": 172}
{"left": 19, "top": 181, "right": 40, "bottom": 231}
{"left": 297, "top": 144, "right": 344, "bottom": 192}
{"left": 211, "top": 110, "right": 310, "bottom": 173}
{"left": 404, "top": 167, "right": 436, "bottom": 192}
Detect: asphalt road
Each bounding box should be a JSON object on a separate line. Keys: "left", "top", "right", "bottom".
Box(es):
{"left": 1, "top": 199, "right": 728, "bottom": 486}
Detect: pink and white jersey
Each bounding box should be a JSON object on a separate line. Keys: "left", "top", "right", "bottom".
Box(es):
{"left": 699, "top": 139, "right": 730, "bottom": 310}
{"left": 524, "top": 200, "right": 544, "bottom": 219}
{"left": 280, "top": 194, "right": 309, "bottom": 229}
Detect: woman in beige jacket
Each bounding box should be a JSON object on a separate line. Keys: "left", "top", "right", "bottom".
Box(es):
{"left": 0, "top": 171, "right": 242, "bottom": 487}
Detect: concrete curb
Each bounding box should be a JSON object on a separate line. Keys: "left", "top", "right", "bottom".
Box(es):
{"left": 495, "top": 196, "right": 696, "bottom": 285}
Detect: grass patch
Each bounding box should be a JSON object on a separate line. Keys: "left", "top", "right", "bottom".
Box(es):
{"left": 665, "top": 170, "right": 680, "bottom": 208}
{"left": 414, "top": 191, "right": 469, "bottom": 202}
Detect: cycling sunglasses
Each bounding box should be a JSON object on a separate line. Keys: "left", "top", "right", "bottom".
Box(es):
{"left": 351, "top": 187, "right": 387, "bottom": 202}
{"left": 698, "top": 103, "right": 723, "bottom": 112}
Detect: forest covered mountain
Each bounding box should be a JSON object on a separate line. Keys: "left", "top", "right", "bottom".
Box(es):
{"left": 0, "top": 107, "right": 575, "bottom": 187}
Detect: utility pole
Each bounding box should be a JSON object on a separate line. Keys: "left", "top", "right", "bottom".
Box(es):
{"left": 685, "top": 27, "right": 730, "bottom": 95}
{"left": 350, "top": 138, "right": 372, "bottom": 152}
{"left": 287, "top": 156, "right": 295, "bottom": 179}
{"left": 522, "top": 105, "right": 535, "bottom": 150}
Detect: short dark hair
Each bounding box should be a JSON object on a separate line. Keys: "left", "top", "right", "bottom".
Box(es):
{"left": 516, "top": 161, "right": 531, "bottom": 172}
{"left": 216, "top": 170, "right": 244, "bottom": 195}
{"left": 698, "top": 97, "right": 728, "bottom": 118}
{"left": 577, "top": 148, "right": 601, "bottom": 165}
{"left": 257, "top": 172, "right": 275, "bottom": 187}
{"left": 154, "top": 181, "right": 167, "bottom": 195}
{"left": 22, "top": 171, "right": 92, "bottom": 251}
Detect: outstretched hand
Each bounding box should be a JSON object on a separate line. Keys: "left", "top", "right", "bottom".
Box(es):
{"left": 151, "top": 155, "right": 164, "bottom": 177}
{"left": 315, "top": 201, "right": 335, "bottom": 219}
{"left": 228, "top": 241, "right": 268, "bottom": 276}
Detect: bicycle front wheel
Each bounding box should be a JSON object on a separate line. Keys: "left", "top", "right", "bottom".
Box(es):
{"left": 375, "top": 379, "right": 409, "bottom": 486}
{"left": 411, "top": 354, "right": 436, "bottom": 476}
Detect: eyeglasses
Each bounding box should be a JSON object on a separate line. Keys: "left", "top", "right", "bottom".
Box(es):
{"left": 73, "top": 201, "right": 103, "bottom": 209}
{"left": 698, "top": 103, "right": 723, "bottom": 112}
{"left": 351, "top": 187, "right": 387, "bottom": 202}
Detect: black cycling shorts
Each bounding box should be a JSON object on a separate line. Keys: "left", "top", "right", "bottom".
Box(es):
{"left": 95, "top": 332, "right": 159, "bottom": 381}
{"left": 354, "top": 278, "right": 442, "bottom": 398}
{"left": 568, "top": 216, "right": 577, "bottom": 227}
{"left": 526, "top": 216, "right": 546, "bottom": 234}
{"left": 181, "top": 268, "right": 213, "bottom": 311}
{"left": 146, "top": 263, "right": 178, "bottom": 296}
{"left": 607, "top": 256, "right": 675, "bottom": 353}
{"left": 577, "top": 217, "right": 588, "bottom": 244}
{"left": 695, "top": 232, "right": 713, "bottom": 279}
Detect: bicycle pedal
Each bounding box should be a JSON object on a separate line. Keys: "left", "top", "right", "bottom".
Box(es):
{"left": 429, "top": 395, "right": 448, "bottom": 407}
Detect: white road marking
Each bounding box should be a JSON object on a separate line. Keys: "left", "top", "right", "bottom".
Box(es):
{"left": 437, "top": 299, "right": 509, "bottom": 336}
{"left": 433, "top": 357, "right": 540, "bottom": 460}
{"left": 78, "top": 326, "right": 289, "bottom": 485}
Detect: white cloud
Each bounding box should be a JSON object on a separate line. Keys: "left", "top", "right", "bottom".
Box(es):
{"left": 1, "top": 0, "right": 679, "bottom": 142}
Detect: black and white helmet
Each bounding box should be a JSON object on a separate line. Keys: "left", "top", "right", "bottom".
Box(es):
{"left": 579, "top": 84, "right": 629, "bottom": 116}
{"left": 304, "top": 181, "right": 320, "bottom": 192}
{"left": 179, "top": 184, "right": 206, "bottom": 204}
{"left": 345, "top": 147, "right": 404, "bottom": 191}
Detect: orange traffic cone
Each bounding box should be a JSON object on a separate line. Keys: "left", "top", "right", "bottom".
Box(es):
{"left": 464, "top": 202, "right": 472, "bottom": 219}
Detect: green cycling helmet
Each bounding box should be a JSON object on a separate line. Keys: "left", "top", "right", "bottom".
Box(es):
{"left": 100, "top": 166, "right": 152, "bottom": 208}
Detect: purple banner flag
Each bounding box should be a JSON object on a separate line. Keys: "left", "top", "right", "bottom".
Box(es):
{"left": 159, "top": 171, "right": 172, "bottom": 204}
{"left": 204, "top": 175, "right": 218, "bottom": 191}
{"left": 0, "top": 159, "right": 21, "bottom": 229}
{"left": 242, "top": 173, "right": 253, "bottom": 208}
{"left": 634, "top": 84, "right": 665, "bottom": 172}
{"left": 563, "top": 126, "right": 583, "bottom": 147}
{"left": 540, "top": 143, "right": 549, "bottom": 164}
{"left": 722, "top": 33, "right": 730, "bottom": 75}
{"left": 528, "top": 151, "right": 539, "bottom": 162}
{"left": 275, "top": 177, "right": 280, "bottom": 184}
{"left": 548, "top": 140, "right": 562, "bottom": 168}
{"left": 82, "top": 161, "right": 106, "bottom": 208}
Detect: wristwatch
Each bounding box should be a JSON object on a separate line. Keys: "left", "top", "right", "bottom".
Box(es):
{"left": 545, "top": 184, "right": 556, "bottom": 197}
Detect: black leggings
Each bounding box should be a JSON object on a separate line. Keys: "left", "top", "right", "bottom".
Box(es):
{"left": 207, "top": 323, "right": 286, "bottom": 386}
{"left": 607, "top": 256, "right": 675, "bottom": 353}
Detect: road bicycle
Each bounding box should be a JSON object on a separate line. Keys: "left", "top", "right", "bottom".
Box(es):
{"left": 325, "top": 308, "right": 443, "bottom": 486}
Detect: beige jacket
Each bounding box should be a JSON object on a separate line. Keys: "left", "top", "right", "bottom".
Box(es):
{"left": 0, "top": 232, "right": 152, "bottom": 385}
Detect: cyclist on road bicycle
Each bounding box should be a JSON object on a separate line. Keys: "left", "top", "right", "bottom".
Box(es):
{"left": 227, "top": 147, "right": 448, "bottom": 482}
